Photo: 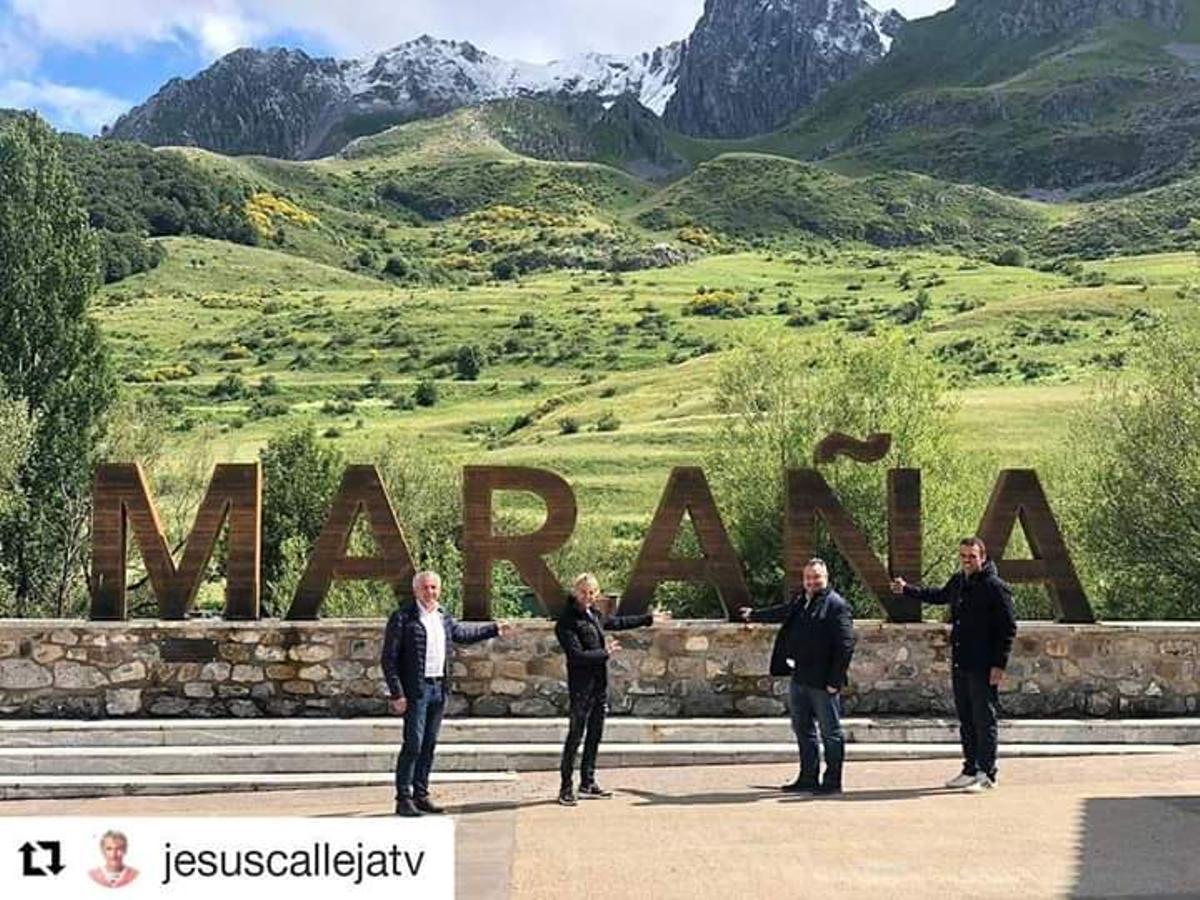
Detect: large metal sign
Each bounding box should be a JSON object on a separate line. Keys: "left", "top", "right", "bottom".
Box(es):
{"left": 88, "top": 434, "right": 1093, "bottom": 623}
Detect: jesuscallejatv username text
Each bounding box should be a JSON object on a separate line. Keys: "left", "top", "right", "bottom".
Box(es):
{"left": 160, "top": 841, "right": 427, "bottom": 885}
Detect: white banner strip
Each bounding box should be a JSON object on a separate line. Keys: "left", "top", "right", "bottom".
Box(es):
{"left": 0, "top": 817, "right": 454, "bottom": 899}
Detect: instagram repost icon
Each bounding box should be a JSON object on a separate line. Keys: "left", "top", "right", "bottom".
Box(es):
{"left": 88, "top": 829, "right": 139, "bottom": 889}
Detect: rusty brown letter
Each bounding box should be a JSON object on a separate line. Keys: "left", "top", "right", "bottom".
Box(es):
{"left": 976, "top": 469, "right": 1093, "bottom": 623}
{"left": 462, "top": 466, "right": 577, "bottom": 619}
{"left": 622, "top": 467, "right": 750, "bottom": 618}
{"left": 90, "top": 463, "right": 261, "bottom": 620}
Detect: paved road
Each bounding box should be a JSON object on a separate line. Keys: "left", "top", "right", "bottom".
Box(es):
{"left": 3, "top": 751, "right": 1198, "bottom": 899}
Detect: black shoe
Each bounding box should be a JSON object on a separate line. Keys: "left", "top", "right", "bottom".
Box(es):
{"left": 394, "top": 797, "right": 422, "bottom": 817}
{"left": 558, "top": 789, "right": 577, "bottom": 807}
{"left": 781, "top": 776, "right": 820, "bottom": 793}
{"left": 578, "top": 782, "right": 613, "bottom": 799}
{"left": 816, "top": 782, "right": 843, "bottom": 796}
{"left": 413, "top": 795, "right": 444, "bottom": 814}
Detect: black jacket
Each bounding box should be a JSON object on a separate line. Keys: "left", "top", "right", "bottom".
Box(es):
{"left": 903, "top": 560, "right": 1017, "bottom": 673}
{"left": 749, "top": 587, "right": 856, "bottom": 689}
{"left": 381, "top": 603, "right": 499, "bottom": 700}
{"left": 555, "top": 602, "right": 652, "bottom": 690}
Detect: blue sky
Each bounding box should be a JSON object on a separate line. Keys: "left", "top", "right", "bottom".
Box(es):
{"left": 0, "top": 0, "right": 955, "bottom": 135}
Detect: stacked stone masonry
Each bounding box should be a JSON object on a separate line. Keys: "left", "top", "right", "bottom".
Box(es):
{"left": 0, "top": 620, "right": 1196, "bottom": 718}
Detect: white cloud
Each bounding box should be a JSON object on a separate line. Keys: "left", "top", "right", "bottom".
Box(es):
{"left": 0, "top": 79, "right": 132, "bottom": 134}
{"left": 6, "top": 0, "right": 701, "bottom": 64}
{"left": 194, "top": 11, "right": 262, "bottom": 57}
{"left": 5, "top": 1, "right": 960, "bottom": 68}
{"left": 8, "top": 0, "right": 265, "bottom": 56}
{"left": 262, "top": 0, "right": 703, "bottom": 62}
{"left": 0, "top": 21, "right": 42, "bottom": 77}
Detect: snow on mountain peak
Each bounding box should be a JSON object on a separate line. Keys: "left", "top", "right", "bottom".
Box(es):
{"left": 341, "top": 34, "right": 685, "bottom": 116}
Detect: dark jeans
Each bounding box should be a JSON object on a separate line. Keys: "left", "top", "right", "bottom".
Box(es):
{"left": 394, "top": 678, "right": 446, "bottom": 800}
{"left": 953, "top": 667, "right": 999, "bottom": 779}
{"left": 560, "top": 676, "right": 607, "bottom": 790}
{"left": 789, "top": 680, "right": 845, "bottom": 788}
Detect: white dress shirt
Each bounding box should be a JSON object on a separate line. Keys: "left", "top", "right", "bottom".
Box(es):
{"left": 420, "top": 604, "right": 447, "bottom": 678}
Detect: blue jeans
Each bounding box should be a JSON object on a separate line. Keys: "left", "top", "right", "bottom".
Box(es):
{"left": 789, "top": 680, "right": 846, "bottom": 787}
{"left": 394, "top": 678, "right": 446, "bottom": 800}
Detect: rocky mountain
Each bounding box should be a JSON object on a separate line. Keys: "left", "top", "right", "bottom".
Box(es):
{"left": 105, "top": 1, "right": 905, "bottom": 156}
{"left": 766, "top": 0, "right": 1200, "bottom": 196}
{"left": 664, "top": 0, "right": 904, "bottom": 138}
{"left": 104, "top": 48, "right": 345, "bottom": 159}
{"left": 468, "top": 95, "right": 689, "bottom": 180}
{"left": 104, "top": 36, "right": 684, "bottom": 159}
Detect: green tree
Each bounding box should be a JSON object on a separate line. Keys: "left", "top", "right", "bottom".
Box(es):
{"left": 0, "top": 397, "right": 35, "bottom": 613}
{"left": 414, "top": 379, "right": 438, "bottom": 407}
{"left": 994, "top": 245, "right": 1028, "bottom": 267}
{"left": 1057, "top": 326, "right": 1200, "bottom": 619}
{"left": 705, "top": 329, "right": 984, "bottom": 616}
{"left": 260, "top": 426, "right": 345, "bottom": 613}
{"left": 455, "top": 345, "right": 483, "bottom": 381}
{"left": 384, "top": 255, "right": 410, "bottom": 278}
{"left": 0, "top": 399, "right": 34, "bottom": 518}
{"left": 0, "top": 113, "right": 116, "bottom": 615}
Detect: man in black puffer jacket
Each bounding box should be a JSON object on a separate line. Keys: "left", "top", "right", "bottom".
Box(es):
{"left": 555, "top": 572, "right": 668, "bottom": 807}
{"left": 892, "top": 536, "right": 1017, "bottom": 793}
{"left": 740, "top": 558, "right": 856, "bottom": 795}
{"left": 381, "top": 570, "right": 511, "bottom": 817}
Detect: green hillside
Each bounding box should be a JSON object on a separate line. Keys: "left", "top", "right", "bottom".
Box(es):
{"left": 95, "top": 224, "right": 1200, "bottom": 534}
{"left": 633, "top": 153, "right": 1048, "bottom": 252}
{"left": 663, "top": 3, "right": 1200, "bottom": 198}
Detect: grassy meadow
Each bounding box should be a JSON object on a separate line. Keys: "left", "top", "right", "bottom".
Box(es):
{"left": 76, "top": 95, "right": 1200, "bottom": 613}
{"left": 96, "top": 231, "right": 1199, "bottom": 535}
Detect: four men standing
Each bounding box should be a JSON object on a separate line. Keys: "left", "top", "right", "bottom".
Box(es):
{"left": 382, "top": 540, "right": 1017, "bottom": 807}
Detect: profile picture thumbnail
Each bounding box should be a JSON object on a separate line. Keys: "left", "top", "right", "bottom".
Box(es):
{"left": 88, "top": 829, "right": 139, "bottom": 889}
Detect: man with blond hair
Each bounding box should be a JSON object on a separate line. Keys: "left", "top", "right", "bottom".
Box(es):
{"left": 555, "top": 572, "right": 669, "bottom": 806}
{"left": 382, "top": 570, "right": 511, "bottom": 817}
{"left": 88, "top": 829, "right": 139, "bottom": 888}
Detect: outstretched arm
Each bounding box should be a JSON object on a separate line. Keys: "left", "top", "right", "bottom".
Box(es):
{"left": 743, "top": 602, "right": 793, "bottom": 624}
{"left": 603, "top": 613, "right": 653, "bottom": 631}
{"left": 448, "top": 616, "right": 500, "bottom": 645}
{"left": 900, "top": 574, "right": 958, "bottom": 605}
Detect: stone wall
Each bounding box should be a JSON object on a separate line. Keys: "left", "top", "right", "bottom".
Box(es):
{"left": 0, "top": 619, "right": 1197, "bottom": 718}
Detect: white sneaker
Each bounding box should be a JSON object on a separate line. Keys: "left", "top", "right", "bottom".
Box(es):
{"left": 964, "top": 773, "right": 996, "bottom": 793}
{"left": 944, "top": 772, "right": 976, "bottom": 789}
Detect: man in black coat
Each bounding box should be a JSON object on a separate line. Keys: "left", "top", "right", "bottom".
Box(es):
{"left": 381, "top": 570, "right": 511, "bottom": 817}
{"left": 555, "top": 572, "right": 668, "bottom": 806}
{"left": 892, "top": 536, "right": 1017, "bottom": 793}
{"left": 740, "top": 558, "right": 856, "bottom": 795}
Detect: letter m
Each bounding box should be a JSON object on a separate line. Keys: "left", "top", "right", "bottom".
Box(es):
{"left": 90, "top": 463, "right": 261, "bottom": 620}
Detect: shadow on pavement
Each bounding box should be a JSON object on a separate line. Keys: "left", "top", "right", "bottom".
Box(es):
{"left": 606, "top": 783, "right": 957, "bottom": 807}
{"left": 451, "top": 799, "right": 561, "bottom": 816}
{"left": 623, "top": 787, "right": 790, "bottom": 807}
{"left": 1071, "top": 796, "right": 1200, "bottom": 899}
{"left": 780, "top": 786, "right": 956, "bottom": 803}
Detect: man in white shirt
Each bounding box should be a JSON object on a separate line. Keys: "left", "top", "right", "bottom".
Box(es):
{"left": 381, "top": 570, "right": 511, "bottom": 816}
